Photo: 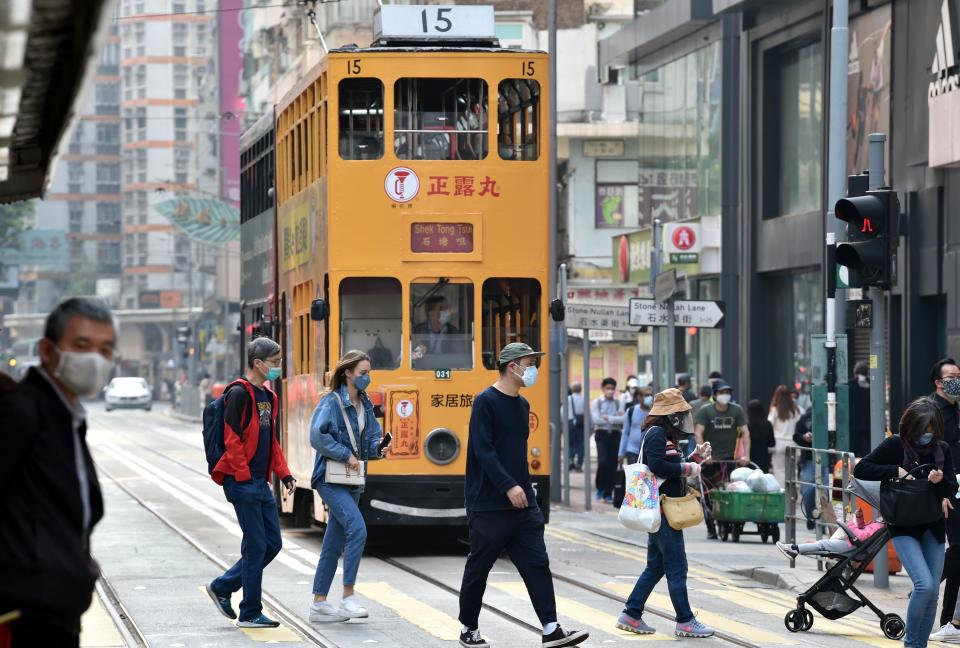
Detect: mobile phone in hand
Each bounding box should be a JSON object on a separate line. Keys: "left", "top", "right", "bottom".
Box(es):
{"left": 377, "top": 432, "right": 393, "bottom": 455}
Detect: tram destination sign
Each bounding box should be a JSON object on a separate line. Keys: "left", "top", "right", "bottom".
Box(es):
{"left": 375, "top": 5, "right": 496, "bottom": 41}
{"left": 629, "top": 299, "right": 725, "bottom": 329}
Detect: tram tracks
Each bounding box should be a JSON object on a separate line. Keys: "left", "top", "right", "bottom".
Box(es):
{"left": 95, "top": 573, "right": 148, "bottom": 647}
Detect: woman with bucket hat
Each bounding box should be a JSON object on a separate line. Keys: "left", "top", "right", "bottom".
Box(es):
{"left": 615, "top": 388, "right": 716, "bottom": 638}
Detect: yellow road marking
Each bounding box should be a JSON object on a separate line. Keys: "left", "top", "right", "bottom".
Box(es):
{"left": 603, "top": 582, "right": 796, "bottom": 645}
{"left": 356, "top": 582, "right": 461, "bottom": 640}
{"left": 545, "top": 526, "right": 738, "bottom": 586}
{"left": 491, "top": 581, "right": 675, "bottom": 641}
{"left": 80, "top": 593, "right": 125, "bottom": 647}
{"left": 700, "top": 589, "right": 899, "bottom": 648}
{"left": 196, "top": 586, "right": 302, "bottom": 642}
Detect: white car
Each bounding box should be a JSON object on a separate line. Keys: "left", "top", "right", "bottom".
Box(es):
{"left": 104, "top": 377, "right": 152, "bottom": 411}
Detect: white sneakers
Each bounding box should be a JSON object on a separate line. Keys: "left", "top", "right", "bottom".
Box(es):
{"left": 309, "top": 596, "right": 369, "bottom": 623}
{"left": 338, "top": 596, "right": 369, "bottom": 619}
{"left": 931, "top": 623, "right": 960, "bottom": 643}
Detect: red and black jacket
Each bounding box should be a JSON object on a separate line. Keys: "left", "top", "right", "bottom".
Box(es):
{"left": 211, "top": 378, "right": 291, "bottom": 485}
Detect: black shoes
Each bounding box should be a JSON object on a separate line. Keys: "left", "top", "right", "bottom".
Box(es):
{"left": 460, "top": 629, "right": 490, "bottom": 647}
{"left": 543, "top": 626, "right": 589, "bottom": 647}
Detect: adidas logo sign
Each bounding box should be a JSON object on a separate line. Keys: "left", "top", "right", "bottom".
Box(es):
{"left": 930, "top": 0, "right": 960, "bottom": 97}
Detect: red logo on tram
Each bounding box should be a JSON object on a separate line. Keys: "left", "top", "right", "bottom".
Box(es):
{"left": 385, "top": 167, "right": 420, "bottom": 203}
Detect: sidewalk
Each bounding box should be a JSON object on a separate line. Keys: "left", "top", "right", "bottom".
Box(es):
{"left": 551, "top": 459, "right": 914, "bottom": 611}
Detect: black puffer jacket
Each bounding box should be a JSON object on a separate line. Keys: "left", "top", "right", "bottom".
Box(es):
{"left": 0, "top": 368, "right": 104, "bottom": 634}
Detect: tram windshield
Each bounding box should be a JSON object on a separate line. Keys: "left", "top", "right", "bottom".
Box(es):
{"left": 394, "top": 78, "right": 488, "bottom": 160}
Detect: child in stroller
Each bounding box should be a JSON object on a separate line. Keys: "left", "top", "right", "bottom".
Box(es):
{"left": 777, "top": 481, "right": 906, "bottom": 640}
{"left": 775, "top": 507, "right": 884, "bottom": 560}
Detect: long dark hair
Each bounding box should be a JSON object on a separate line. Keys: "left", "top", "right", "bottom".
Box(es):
{"left": 642, "top": 413, "right": 685, "bottom": 444}
{"left": 746, "top": 399, "right": 767, "bottom": 430}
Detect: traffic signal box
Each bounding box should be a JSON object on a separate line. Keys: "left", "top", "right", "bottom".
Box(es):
{"left": 834, "top": 174, "right": 900, "bottom": 289}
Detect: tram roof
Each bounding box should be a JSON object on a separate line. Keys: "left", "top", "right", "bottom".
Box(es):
{"left": 241, "top": 111, "right": 275, "bottom": 151}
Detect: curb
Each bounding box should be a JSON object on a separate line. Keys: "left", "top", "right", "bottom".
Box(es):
{"left": 730, "top": 567, "right": 802, "bottom": 591}
{"left": 168, "top": 410, "right": 202, "bottom": 424}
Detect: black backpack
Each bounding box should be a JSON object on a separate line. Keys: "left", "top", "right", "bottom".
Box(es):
{"left": 201, "top": 380, "right": 253, "bottom": 474}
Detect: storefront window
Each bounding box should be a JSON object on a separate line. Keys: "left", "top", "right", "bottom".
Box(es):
{"left": 766, "top": 41, "right": 823, "bottom": 218}
{"left": 634, "top": 42, "right": 721, "bottom": 227}
{"left": 767, "top": 270, "right": 823, "bottom": 392}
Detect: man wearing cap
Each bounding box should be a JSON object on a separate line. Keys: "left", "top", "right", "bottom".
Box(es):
{"left": 458, "top": 343, "right": 588, "bottom": 648}
{"left": 694, "top": 381, "right": 750, "bottom": 539}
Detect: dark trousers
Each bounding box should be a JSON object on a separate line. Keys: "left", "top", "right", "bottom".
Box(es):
{"left": 459, "top": 508, "right": 556, "bottom": 629}
{"left": 623, "top": 522, "right": 694, "bottom": 624}
{"left": 595, "top": 429, "right": 622, "bottom": 496}
{"left": 2, "top": 617, "right": 78, "bottom": 648}
{"left": 212, "top": 477, "right": 282, "bottom": 621}
{"left": 568, "top": 415, "right": 584, "bottom": 468}
{"left": 940, "top": 514, "right": 960, "bottom": 625}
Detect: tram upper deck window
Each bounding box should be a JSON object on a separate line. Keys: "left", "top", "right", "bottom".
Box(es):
{"left": 481, "top": 278, "right": 541, "bottom": 370}
{"left": 339, "top": 78, "right": 384, "bottom": 160}
{"left": 498, "top": 79, "right": 540, "bottom": 161}
{"left": 339, "top": 277, "right": 401, "bottom": 369}
{"left": 410, "top": 280, "right": 474, "bottom": 370}
{"left": 394, "top": 78, "right": 488, "bottom": 160}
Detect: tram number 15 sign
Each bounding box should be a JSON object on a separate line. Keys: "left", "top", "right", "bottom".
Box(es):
{"left": 375, "top": 5, "right": 496, "bottom": 40}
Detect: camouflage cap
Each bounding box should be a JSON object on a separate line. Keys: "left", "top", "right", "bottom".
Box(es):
{"left": 498, "top": 342, "right": 545, "bottom": 367}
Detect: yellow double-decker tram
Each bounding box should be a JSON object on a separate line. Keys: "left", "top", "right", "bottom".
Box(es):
{"left": 266, "top": 5, "right": 550, "bottom": 528}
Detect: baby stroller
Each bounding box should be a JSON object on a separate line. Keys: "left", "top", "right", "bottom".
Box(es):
{"left": 783, "top": 477, "right": 905, "bottom": 640}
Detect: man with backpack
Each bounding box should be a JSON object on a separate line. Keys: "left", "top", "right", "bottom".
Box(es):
{"left": 204, "top": 337, "right": 295, "bottom": 628}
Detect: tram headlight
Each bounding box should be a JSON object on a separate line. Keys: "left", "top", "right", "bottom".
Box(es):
{"left": 530, "top": 447, "right": 542, "bottom": 457}
{"left": 424, "top": 428, "right": 460, "bottom": 465}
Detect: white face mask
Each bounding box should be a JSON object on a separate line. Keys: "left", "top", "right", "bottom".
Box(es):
{"left": 438, "top": 310, "right": 451, "bottom": 326}
{"left": 513, "top": 364, "right": 538, "bottom": 388}
{"left": 715, "top": 394, "right": 732, "bottom": 406}
{"left": 54, "top": 348, "right": 114, "bottom": 397}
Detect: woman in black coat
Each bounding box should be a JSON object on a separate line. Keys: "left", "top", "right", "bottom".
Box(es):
{"left": 853, "top": 397, "right": 958, "bottom": 648}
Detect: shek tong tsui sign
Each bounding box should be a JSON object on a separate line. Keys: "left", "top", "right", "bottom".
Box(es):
{"left": 929, "top": 0, "right": 960, "bottom": 167}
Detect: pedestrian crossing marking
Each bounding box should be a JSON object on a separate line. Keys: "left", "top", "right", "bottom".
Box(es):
{"left": 490, "top": 581, "right": 674, "bottom": 641}
{"left": 603, "top": 582, "right": 797, "bottom": 645}
{"left": 356, "top": 582, "right": 461, "bottom": 640}
{"left": 545, "top": 527, "right": 738, "bottom": 586}
{"left": 699, "top": 588, "right": 898, "bottom": 648}
{"left": 195, "top": 586, "right": 302, "bottom": 642}
{"left": 80, "top": 592, "right": 125, "bottom": 647}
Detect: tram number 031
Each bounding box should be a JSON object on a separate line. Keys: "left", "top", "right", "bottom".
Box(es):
{"left": 421, "top": 8, "right": 453, "bottom": 33}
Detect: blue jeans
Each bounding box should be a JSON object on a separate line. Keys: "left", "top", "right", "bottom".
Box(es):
{"left": 313, "top": 483, "right": 366, "bottom": 596}
{"left": 893, "top": 530, "right": 946, "bottom": 648}
{"left": 624, "top": 522, "right": 694, "bottom": 623}
{"left": 800, "top": 460, "right": 832, "bottom": 527}
{"left": 211, "top": 477, "right": 282, "bottom": 621}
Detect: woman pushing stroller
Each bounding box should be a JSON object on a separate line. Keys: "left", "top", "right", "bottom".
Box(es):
{"left": 853, "top": 397, "right": 958, "bottom": 648}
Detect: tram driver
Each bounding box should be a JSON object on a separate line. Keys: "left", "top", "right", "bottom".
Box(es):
{"left": 411, "top": 295, "right": 465, "bottom": 368}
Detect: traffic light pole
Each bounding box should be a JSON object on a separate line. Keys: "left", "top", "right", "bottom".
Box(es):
{"left": 868, "top": 132, "right": 889, "bottom": 588}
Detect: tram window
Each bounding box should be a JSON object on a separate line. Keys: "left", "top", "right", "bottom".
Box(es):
{"left": 339, "top": 78, "right": 384, "bottom": 160}
{"left": 481, "top": 278, "right": 541, "bottom": 370}
{"left": 339, "top": 277, "right": 401, "bottom": 369}
{"left": 394, "top": 78, "right": 488, "bottom": 161}
{"left": 497, "top": 79, "right": 540, "bottom": 161}
{"left": 410, "top": 281, "right": 474, "bottom": 370}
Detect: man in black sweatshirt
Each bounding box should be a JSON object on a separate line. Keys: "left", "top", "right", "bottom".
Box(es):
{"left": 458, "top": 343, "right": 588, "bottom": 648}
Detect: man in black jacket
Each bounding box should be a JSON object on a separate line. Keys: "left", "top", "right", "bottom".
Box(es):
{"left": 930, "top": 358, "right": 960, "bottom": 628}
{"left": 458, "top": 343, "right": 587, "bottom": 648}
{"left": 0, "top": 298, "right": 116, "bottom": 647}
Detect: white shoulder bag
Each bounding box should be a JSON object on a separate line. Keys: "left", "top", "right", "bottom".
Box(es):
{"left": 323, "top": 392, "right": 366, "bottom": 486}
{"left": 617, "top": 428, "right": 663, "bottom": 533}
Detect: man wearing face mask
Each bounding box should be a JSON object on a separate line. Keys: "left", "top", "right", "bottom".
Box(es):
{"left": 459, "top": 343, "right": 588, "bottom": 648}
{"left": 412, "top": 295, "right": 462, "bottom": 367}
{"left": 0, "top": 297, "right": 115, "bottom": 647}
{"left": 930, "top": 358, "right": 960, "bottom": 631}
{"left": 205, "top": 336, "right": 295, "bottom": 629}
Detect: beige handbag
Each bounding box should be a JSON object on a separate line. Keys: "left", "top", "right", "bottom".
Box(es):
{"left": 323, "top": 392, "right": 366, "bottom": 486}
{"left": 660, "top": 487, "right": 704, "bottom": 530}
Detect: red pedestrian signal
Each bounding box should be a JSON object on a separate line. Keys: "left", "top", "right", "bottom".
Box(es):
{"left": 834, "top": 186, "right": 898, "bottom": 289}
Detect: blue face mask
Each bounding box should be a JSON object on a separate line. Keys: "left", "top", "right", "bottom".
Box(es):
{"left": 643, "top": 395, "right": 654, "bottom": 408}
{"left": 353, "top": 373, "right": 371, "bottom": 391}
{"left": 918, "top": 432, "right": 935, "bottom": 446}
{"left": 266, "top": 366, "right": 281, "bottom": 381}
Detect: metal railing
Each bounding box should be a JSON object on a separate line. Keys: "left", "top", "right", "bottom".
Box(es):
{"left": 784, "top": 444, "right": 856, "bottom": 570}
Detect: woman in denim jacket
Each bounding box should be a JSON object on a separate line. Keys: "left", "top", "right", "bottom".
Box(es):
{"left": 308, "top": 350, "right": 388, "bottom": 622}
